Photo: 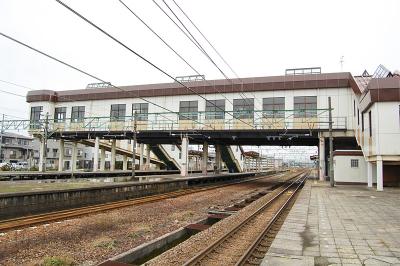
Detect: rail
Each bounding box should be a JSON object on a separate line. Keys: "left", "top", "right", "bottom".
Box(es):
{"left": 183, "top": 171, "right": 308, "bottom": 265}
{"left": 0, "top": 172, "right": 283, "bottom": 232}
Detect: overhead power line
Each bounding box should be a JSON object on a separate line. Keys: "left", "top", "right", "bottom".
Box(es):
{"left": 118, "top": 0, "right": 239, "bottom": 115}
{"left": 172, "top": 0, "right": 240, "bottom": 80}
{"left": 118, "top": 0, "right": 201, "bottom": 77}
{"left": 154, "top": 0, "right": 255, "bottom": 109}
{"left": 171, "top": 0, "right": 263, "bottom": 108}
{"left": 0, "top": 31, "right": 206, "bottom": 127}
{"left": 55, "top": 0, "right": 255, "bottom": 129}
{"left": 0, "top": 89, "right": 25, "bottom": 98}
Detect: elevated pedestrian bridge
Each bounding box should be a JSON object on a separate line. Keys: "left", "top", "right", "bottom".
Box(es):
{"left": 4, "top": 109, "right": 348, "bottom": 146}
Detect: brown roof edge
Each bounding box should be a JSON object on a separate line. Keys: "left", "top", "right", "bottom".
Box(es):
{"left": 26, "top": 72, "right": 359, "bottom": 103}
{"left": 26, "top": 90, "right": 57, "bottom": 103}
{"left": 333, "top": 150, "right": 364, "bottom": 156}
{"left": 359, "top": 77, "right": 400, "bottom": 112}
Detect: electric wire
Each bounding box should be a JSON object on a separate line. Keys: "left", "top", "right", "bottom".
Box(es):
{"left": 154, "top": 0, "right": 256, "bottom": 114}
{"left": 118, "top": 0, "right": 241, "bottom": 118}
{"left": 170, "top": 0, "right": 264, "bottom": 110}
{"left": 55, "top": 0, "right": 255, "bottom": 129}
{"left": 0, "top": 32, "right": 204, "bottom": 128}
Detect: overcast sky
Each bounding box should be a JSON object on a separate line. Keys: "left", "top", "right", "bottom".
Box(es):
{"left": 0, "top": 0, "right": 399, "bottom": 120}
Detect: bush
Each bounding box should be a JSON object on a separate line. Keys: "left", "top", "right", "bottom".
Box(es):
{"left": 0, "top": 164, "right": 11, "bottom": 171}
{"left": 29, "top": 166, "right": 39, "bottom": 171}
{"left": 42, "top": 256, "right": 75, "bottom": 266}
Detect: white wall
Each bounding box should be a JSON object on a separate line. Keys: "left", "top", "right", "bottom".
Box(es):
{"left": 29, "top": 87, "right": 354, "bottom": 129}
{"left": 333, "top": 155, "right": 368, "bottom": 183}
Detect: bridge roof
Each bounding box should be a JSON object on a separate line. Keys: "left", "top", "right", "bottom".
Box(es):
{"left": 27, "top": 72, "right": 360, "bottom": 103}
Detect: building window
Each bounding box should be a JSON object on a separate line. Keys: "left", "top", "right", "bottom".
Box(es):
{"left": 294, "top": 96, "right": 317, "bottom": 118}
{"left": 353, "top": 100, "right": 356, "bottom": 117}
{"left": 30, "top": 106, "right": 43, "bottom": 129}
{"left": 205, "top": 100, "right": 225, "bottom": 119}
{"left": 71, "top": 106, "right": 85, "bottom": 122}
{"left": 357, "top": 109, "right": 360, "bottom": 125}
{"left": 171, "top": 145, "right": 175, "bottom": 151}
{"left": 233, "top": 98, "right": 254, "bottom": 119}
{"left": 369, "top": 111, "right": 372, "bottom": 137}
{"left": 132, "top": 103, "right": 149, "bottom": 121}
{"left": 179, "top": 101, "right": 198, "bottom": 120}
{"left": 361, "top": 112, "right": 364, "bottom": 132}
{"left": 263, "top": 97, "right": 285, "bottom": 118}
{"left": 110, "top": 104, "right": 126, "bottom": 121}
{"left": 54, "top": 107, "right": 67, "bottom": 122}
{"left": 350, "top": 159, "right": 359, "bottom": 168}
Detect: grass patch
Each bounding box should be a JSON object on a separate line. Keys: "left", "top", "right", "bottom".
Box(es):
{"left": 92, "top": 237, "right": 118, "bottom": 249}
{"left": 41, "top": 256, "right": 75, "bottom": 266}
{"left": 128, "top": 224, "right": 152, "bottom": 239}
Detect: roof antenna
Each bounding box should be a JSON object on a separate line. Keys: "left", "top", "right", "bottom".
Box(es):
{"left": 340, "top": 56, "right": 344, "bottom": 71}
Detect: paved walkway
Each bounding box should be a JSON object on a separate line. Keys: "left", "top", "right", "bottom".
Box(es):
{"left": 262, "top": 181, "right": 400, "bottom": 265}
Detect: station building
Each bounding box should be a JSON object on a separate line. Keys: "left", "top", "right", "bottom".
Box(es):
{"left": 25, "top": 66, "right": 400, "bottom": 190}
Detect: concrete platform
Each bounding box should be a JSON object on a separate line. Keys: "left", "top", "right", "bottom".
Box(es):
{"left": 262, "top": 181, "right": 400, "bottom": 266}
{"left": 0, "top": 172, "right": 262, "bottom": 220}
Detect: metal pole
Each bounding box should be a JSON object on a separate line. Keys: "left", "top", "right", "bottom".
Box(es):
{"left": 42, "top": 113, "right": 49, "bottom": 173}
{"left": 328, "top": 97, "right": 334, "bottom": 187}
{"left": 0, "top": 114, "right": 4, "bottom": 163}
{"left": 131, "top": 111, "right": 137, "bottom": 178}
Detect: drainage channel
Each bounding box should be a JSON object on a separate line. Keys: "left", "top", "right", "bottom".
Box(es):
{"left": 98, "top": 186, "right": 280, "bottom": 266}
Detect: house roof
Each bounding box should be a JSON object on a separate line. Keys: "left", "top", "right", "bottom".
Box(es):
{"left": 0, "top": 132, "right": 33, "bottom": 140}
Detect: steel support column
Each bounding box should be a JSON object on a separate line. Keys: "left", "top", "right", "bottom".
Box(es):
{"left": 202, "top": 141, "right": 208, "bottom": 175}
{"left": 93, "top": 137, "right": 99, "bottom": 172}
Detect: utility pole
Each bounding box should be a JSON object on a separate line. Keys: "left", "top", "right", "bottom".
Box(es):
{"left": 0, "top": 114, "right": 4, "bottom": 163}
{"left": 328, "top": 97, "right": 334, "bottom": 187}
{"left": 42, "top": 113, "right": 49, "bottom": 173}
{"left": 131, "top": 111, "right": 137, "bottom": 178}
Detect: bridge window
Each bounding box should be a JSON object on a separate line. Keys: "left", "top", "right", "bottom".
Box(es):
{"left": 30, "top": 106, "right": 43, "bottom": 129}
{"left": 132, "top": 103, "right": 148, "bottom": 121}
{"left": 361, "top": 112, "right": 364, "bottom": 132}
{"left": 369, "top": 111, "right": 372, "bottom": 137}
{"left": 205, "top": 100, "right": 225, "bottom": 119}
{"left": 110, "top": 104, "right": 126, "bottom": 121}
{"left": 54, "top": 107, "right": 67, "bottom": 123}
{"left": 233, "top": 99, "right": 254, "bottom": 119}
{"left": 263, "top": 97, "right": 285, "bottom": 118}
{"left": 71, "top": 106, "right": 85, "bottom": 122}
{"left": 294, "top": 96, "right": 317, "bottom": 118}
{"left": 179, "top": 101, "right": 198, "bottom": 120}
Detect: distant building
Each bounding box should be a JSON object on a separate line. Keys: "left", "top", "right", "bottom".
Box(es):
{"left": 31, "top": 139, "right": 93, "bottom": 170}
{"left": 0, "top": 132, "right": 34, "bottom": 164}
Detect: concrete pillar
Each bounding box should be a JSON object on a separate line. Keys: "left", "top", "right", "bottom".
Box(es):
{"left": 181, "top": 136, "right": 189, "bottom": 177}
{"left": 110, "top": 139, "right": 116, "bottom": 171}
{"left": 202, "top": 141, "right": 208, "bottom": 175}
{"left": 377, "top": 158, "right": 383, "bottom": 191}
{"left": 58, "top": 139, "right": 64, "bottom": 172}
{"left": 215, "top": 145, "right": 222, "bottom": 174}
{"left": 38, "top": 138, "right": 45, "bottom": 172}
{"left": 71, "top": 141, "right": 77, "bottom": 172}
{"left": 100, "top": 148, "right": 106, "bottom": 171}
{"left": 123, "top": 155, "right": 128, "bottom": 171}
{"left": 367, "top": 161, "right": 373, "bottom": 188}
{"left": 145, "top": 144, "right": 151, "bottom": 170}
{"left": 93, "top": 137, "right": 99, "bottom": 172}
{"left": 319, "top": 136, "right": 325, "bottom": 181}
{"left": 139, "top": 143, "right": 144, "bottom": 170}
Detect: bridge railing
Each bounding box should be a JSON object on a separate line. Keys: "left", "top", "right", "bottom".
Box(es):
{"left": 2, "top": 109, "right": 347, "bottom": 133}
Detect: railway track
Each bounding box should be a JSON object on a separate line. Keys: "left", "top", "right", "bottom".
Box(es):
{"left": 0, "top": 171, "right": 292, "bottom": 232}
{"left": 182, "top": 171, "right": 308, "bottom": 266}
